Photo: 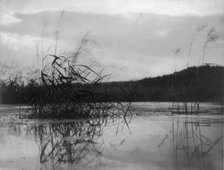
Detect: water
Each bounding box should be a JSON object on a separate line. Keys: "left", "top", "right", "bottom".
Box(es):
{"left": 0, "top": 102, "right": 223, "bottom": 170}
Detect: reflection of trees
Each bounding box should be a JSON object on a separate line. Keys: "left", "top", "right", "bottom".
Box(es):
{"left": 171, "top": 117, "right": 223, "bottom": 169}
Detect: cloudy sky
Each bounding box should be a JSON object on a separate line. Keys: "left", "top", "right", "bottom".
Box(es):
{"left": 0, "top": 0, "right": 224, "bottom": 81}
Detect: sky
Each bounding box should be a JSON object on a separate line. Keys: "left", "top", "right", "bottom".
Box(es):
{"left": 0, "top": 0, "right": 224, "bottom": 81}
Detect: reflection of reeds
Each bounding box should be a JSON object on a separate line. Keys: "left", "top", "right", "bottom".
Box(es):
{"left": 28, "top": 119, "right": 105, "bottom": 166}
{"left": 171, "top": 117, "right": 223, "bottom": 169}
{"left": 6, "top": 116, "right": 130, "bottom": 168}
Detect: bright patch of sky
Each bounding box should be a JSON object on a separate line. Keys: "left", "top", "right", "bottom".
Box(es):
{"left": 0, "top": 0, "right": 223, "bottom": 81}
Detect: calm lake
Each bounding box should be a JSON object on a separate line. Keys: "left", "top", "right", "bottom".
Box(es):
{"left": 0, "top": 102, "right": 223, "bottom": 170}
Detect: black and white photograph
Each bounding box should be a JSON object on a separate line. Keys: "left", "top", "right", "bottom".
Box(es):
{"left": 0, "top": 0, "right": 223, "bottom": 169}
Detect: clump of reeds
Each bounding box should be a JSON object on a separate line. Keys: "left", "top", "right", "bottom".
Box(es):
{"left": 26, "top": 35, "right": 132, "bottom": 119}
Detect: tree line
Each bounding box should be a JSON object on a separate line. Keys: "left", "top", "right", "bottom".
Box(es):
{"left": 0, "top": 65, "right": 223, "bottom": 104}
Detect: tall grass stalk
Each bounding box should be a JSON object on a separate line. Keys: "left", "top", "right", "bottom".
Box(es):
{"left": 198, "top": 27, "right": 219, "bottom": 66}
{"left": 186, "top": 25, "right": 207, "bottom": 68}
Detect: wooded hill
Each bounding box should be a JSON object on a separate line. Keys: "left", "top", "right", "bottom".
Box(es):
{"left": 0, "top": 65, "right": 223, "bottom": 104}
{"left": 86, "top": 65, "right": 224, "bottom": 102}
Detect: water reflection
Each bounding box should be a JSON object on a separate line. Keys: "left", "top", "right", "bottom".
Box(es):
{"left": 0, "top": 114, "right": 223, "bottom": 170}
{"left": 32, "top": 121, "right": 103, "bottom": 167}
{"left": 5, "top": 117, "right": 131, "bottom": 169}
{"left": 170, "top": 116, "right": 223, "bottom": 170}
